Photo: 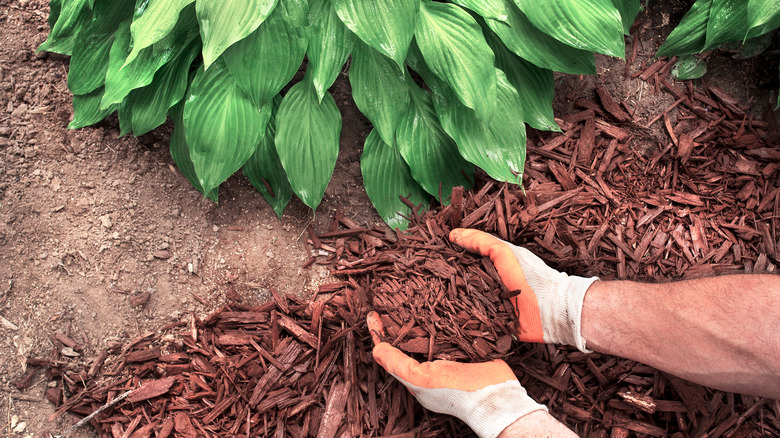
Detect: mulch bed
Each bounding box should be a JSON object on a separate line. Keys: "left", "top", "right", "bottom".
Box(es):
{"left": 15, "top": 36, "right": 780, "bottom": 438}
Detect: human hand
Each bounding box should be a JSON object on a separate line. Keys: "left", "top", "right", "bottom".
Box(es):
{"left": 449, "top": 228, "right": 598, "bottom": 352}
{"left": 367, "top": 312, "right": 546, "bottom": 438}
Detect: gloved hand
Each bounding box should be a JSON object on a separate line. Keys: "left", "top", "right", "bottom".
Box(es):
{"left": 449, "top": 228, "right": 598, "bottom": 353}
{"left": 367, "top": 312, "right": 546, "bottom": 438}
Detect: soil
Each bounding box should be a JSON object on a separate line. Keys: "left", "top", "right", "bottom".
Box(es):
{"left": 0, "top": 0, "right": 777, "bottom": 436}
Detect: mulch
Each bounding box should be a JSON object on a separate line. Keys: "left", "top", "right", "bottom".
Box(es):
{"left": 14, "top": 31, "right": 780, "bottom": 438}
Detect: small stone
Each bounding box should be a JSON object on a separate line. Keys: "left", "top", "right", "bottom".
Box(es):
{"left": 265, "top": 250, "right": 275, "bottom": 259}
{"left": 61, "top": 347, "right": 80, "bottom": 357}
{"left": 12, "top": 421, "right": 26, "bottom": 434}
{"left": 153, "top": 250, "right": 172, "bottom": 259}
{"left": 50, "top": 176, "right": 61, "bottom": 191}
{"left": 212, "top": 225, "right": 219, "bottom": 232}
{"left": 99, "top": 214, "right": 112, "bottom": 228}
{"left": 38, "top": 252, "right": 48, "bottom": 259}
{"left": 112, "top": 232, "right": 120, "bottom": 239}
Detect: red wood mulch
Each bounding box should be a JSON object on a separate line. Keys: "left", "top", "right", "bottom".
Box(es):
{"left": 19, "top": 43, "right": 780, "bottom": 438}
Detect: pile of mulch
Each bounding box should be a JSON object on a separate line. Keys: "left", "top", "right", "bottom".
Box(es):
{"left": 18, "top": 34, "right": 780, "bottom": 438}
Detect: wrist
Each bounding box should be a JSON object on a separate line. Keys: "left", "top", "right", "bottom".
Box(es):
{"left": 456, "top": 380, "right": 547, "bottom": 438}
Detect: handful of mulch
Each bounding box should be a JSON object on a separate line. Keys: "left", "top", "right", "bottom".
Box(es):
{"left": 322, "top": 186, "right": 520, "bottom": 362}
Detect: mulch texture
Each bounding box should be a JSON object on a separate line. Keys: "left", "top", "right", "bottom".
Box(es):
{"left": 16, "top": 38, "right": 780, "bottom": 438}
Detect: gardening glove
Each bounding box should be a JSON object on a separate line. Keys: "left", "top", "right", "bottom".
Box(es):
{"left": 367, "top": 311, "right": 546, "bottom": 438}
{"left": 449, "top": 228, "right": 598, "bottom": 353}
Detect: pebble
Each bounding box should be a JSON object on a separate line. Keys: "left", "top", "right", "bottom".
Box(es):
{"left": 99, "top": 214, "right": 112, "bottom": 228}
{"left": 265, "top": 250, "right": 275, "bottom": 259}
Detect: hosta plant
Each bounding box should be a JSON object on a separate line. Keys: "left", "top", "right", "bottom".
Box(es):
{"left": 41, "top": 0, "right": 638, "bottom": 229}
{"left": 658, "top": 0, "right": 780, "bottom": 101}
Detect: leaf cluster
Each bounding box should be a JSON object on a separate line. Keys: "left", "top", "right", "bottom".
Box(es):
{"left": 41, "top": 0, "right": 638, "bottom": 229}
{"left": 658, "top": 0, "right": 780, "bottom": 98}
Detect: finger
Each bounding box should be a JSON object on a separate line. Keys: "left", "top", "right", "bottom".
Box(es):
{"left": 372, "top": 342, "right": 423, "bottom": 383}
{"left": 366, "top": 311, "right": 384, "bottom": 345}
{"left": 450, "top": 228, "right": 532, "bottom": 293}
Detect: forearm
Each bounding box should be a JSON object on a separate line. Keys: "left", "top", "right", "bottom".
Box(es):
{"left": 498, "top": 411, "right": 577, "bottom": 438}
{"left": 581, "top": 275, "right": 780, "bottom": 398}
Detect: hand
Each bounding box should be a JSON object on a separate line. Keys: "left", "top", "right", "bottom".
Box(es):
{"left": 367, "top": 312, "right": 546, "bottom": 438}
{"left": 449, "top": 228, "right": 598, "bottom": 352}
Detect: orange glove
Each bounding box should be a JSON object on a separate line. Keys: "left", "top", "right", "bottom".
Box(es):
{"left": 368, "top": 312, "right": 546, "bottom": 438}
{"left": 449, "top": 228, "right": 598, "bottom": 352}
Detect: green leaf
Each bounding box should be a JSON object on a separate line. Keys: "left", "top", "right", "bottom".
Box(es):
{"left": 671, "top": 54, "right": 708, "bottom": 80}
{"left": 67, "top": 0, "right": 135, "bottom": 95}
{"left": 117, "top": 98, "right": 133, "bottom": 137}
{"left": 747, "top": 0, "right": 780, "bottom": 36}
{"left": 331, "top": 0, "right": 418, "bottom": 71}
{"left": 125, "top": 36, "right": 202, "bottom": 136}
{"left": 485, "top": 0, "right": 596, "bottom": 74}
{"left": 396, "top": 84, "right": 473, "bottom": 202}
{"left": 275, "top": 78, "right": 341, "bottom": 211}
{"left": 657, "top": 0, "right": 711, "bottom": 57}
{"left": 169, "top": 105, "right": 219, "bottom": 201}
{"left": 307, "top": 0, "right": 354, "bottom": 101}
{"left": 39, "top": 0, "right": 92, "bottom": 55}
{"left": 243, "top": 96, "right": 294, "bottom": 218}
{"left": 361, "top": 130, "right": 429, "bottom": 230}
{"left": 434, "top": 70, "right": 525, "bottom": 185}
{"left": 102, "top": 4, "right": 200, "bottom": 109}
{"left": 415, "top": 1, "right": 496, "bottom": 122}
{"left": 69, "top": 87, "right": 117, "bottom": 129}
{"left": 183, "top": 62, "right": 272, "bottom": 195}
{"left": 487, "top": 32, "right": 558, "bottom": 131}
{"left": 223, "top": 0, "right": 308, "bottom": 107}
{"left": 450, "top": 0, "right": 508, "bottom": 21}
{"left": 512, "top": 0, "right": 625, "bottom": 58}
{"left": 704, "top": 0, "right": 748, "bottom": 51}
{"left": 611, "top": 0, "right": 641, "bottom": 34}
{"left": 196, "top": 0, "right": 280, "bottom": 68}
{"left": 349, "top": 40, "right": 411, "bottom": 145}
{"left": 48, "top": 0, "right": 62, "bottom": 30}
{"left": 125, "top": 0, "right": 195, "bottom": 66}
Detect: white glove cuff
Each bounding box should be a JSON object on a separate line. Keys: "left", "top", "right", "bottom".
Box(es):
{"left": 397, "top": 378, "right": 547, "bottom": 438}
{"left": 567, "top": 276, "right": 599, "bottom": 353}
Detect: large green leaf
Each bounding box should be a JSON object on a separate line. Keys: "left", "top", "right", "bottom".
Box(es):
{"left": 275, "top": 78, "right": 341, "bottom": 211}
{"left": 243, "top": 97, "right": 293, "bottom": 218}
{"left": 331, "top": 0, "right": 418, "bottom": 71}
{"left": 671, "top": 54, "right": 708, "bottom": 80}
{"left": 434, "top": 70, "right": 525, "bottom": 185}
{"left": 415, "top": 1, "right": 496, "bottom": 122}
{"left": 704, "top": 0, "right": 748, "bottom": 51}
{"left": 485, "top": 0, "right": 596, "bottom": 74}
{"left": 487, "top": 32, "right": 558, "bottom": 131}
{"left": 196, "top": 0, "right": 280, "bottom": 68}
{"left": 124, "top": 36, "right": 202, "bottom": 136}
{"left": 223, "top": 0, "right": 308, "bottom": 107}
{"left": 125, "top": 0, "right": 195, "bottom": 66}
{"left": 361, "top": 130, "right": 429, "bottom": 230}
{"left": 349, "top": 40, "right": 411, "bottom": 145}
{"left": 183, "top": 63, "right": 272, "bottom": 195}
{"left": 68, "top": 87, "right": 117, "bottom": 129}
{"left": 450, "top": 0, "right": 508, "bottom": 21}
{"left": 657, "top": 0, "right": 711, "bottom": 57}
{"left": 512, "top": 0, "right": 625, "bottom": 58}
{"left": 169, "top": 105, "right": 219, "bottom": 201}
{"left": 67, "top": 0, "right": 135, "bottom": 95}
{"left": 307, "top": 0, "right": 354, "bottom": 101}
{"left": 39, "top": 0, "right": 92, "bottom": 55}
{"left": 101, "top": 5, "right": 200, "bottom": 109}
{"left": 611, "top": 0, "right": 641, "bottom": 34}
{"left": 396, "top": 85, "right": 473, "bottom": 202}
{"left": 747, "top": 0, "right": 780, "bottom": 35}
{"left": 48, "top": 0, "right": 62, "bottom": 30}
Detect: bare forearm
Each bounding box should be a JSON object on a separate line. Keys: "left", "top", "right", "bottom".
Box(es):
{"left": 498, "top": 411, "right": 577, "bottom": 438}
{"left": 581, "top": 274, "right": 780, "bottom": 398}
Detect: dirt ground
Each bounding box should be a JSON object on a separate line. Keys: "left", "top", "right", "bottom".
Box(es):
{"left": 0, "top": 0, "right": 777, "bottom": 436}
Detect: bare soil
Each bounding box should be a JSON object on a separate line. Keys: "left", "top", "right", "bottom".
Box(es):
{"left": 0, "top": 0, "right": 777, "bottom": 436}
